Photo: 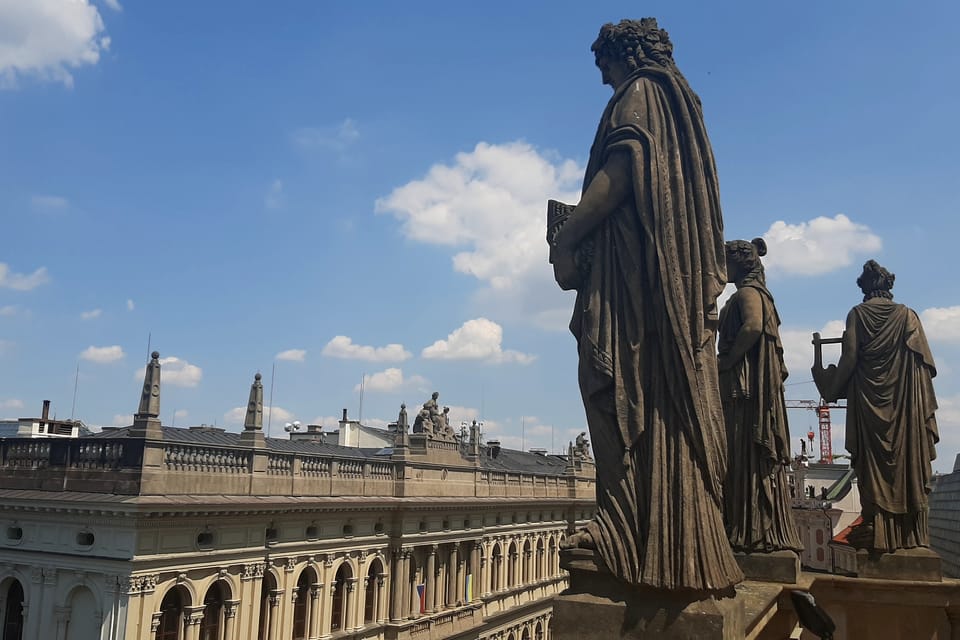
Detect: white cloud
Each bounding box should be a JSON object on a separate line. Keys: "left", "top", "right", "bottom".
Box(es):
{"left": 0, "top": 263, "right": 49, "bottom": 291}
{"left": 275, "top": 348, "right": 306, "bottom": 362}
{"left": 132, "top": 355, "right": 203, "bottom": 387}
{"left": 30, "top": 195, "right": 68, "bottom": 212}
{"left": 101, "top": 0, "right": 122, "bottom": 11}
{"left": 761, "top": 214, "right": 882, "bottom": 277}
{"left": 921, "top": 306, "right": 960, "bottom": 344}
{"left": 111, "top": 413, "right": 131, "bottom": 426}
{"left": 421, "top": 318, "right": 535, "bottom": 364}
{"left": 225, "top": 405, "right": 295, "bottom": 426}
{"left": 0, "top": 305, "right": 18, "bottom": 317}
{"left": 158, "top": 356, "right": 202, "bottom": 388}
{"left": 779, "top": 320, "right": 844, "bottom": 383}
{"left": 79, "top": 344, "right": 124, "bottom": 363}
{"left": 0, "top": 0, "right": 111, "bottom": 88}
{"left": 80, "top": 308, "right": 102, "bottom": 320}
{"left": 376, "top": 141, "right": 582, "bottom": 329}
{"left": 311, "top": 415, "right": 342, "bottom": 428}
{"left": 265, "top": 178, "right": 284, "bottom": 210}
{"left": 126, "top": 299, "right": 135, "bottom": 311}
{"left": 0, "top": 398, "right": 24, "bottom": 412}
{"left": 173, "top": 409, "right": 188, "bottom": 419}
{"left": 322, "top": 336, "right": 411, "bottom": 363}
{"left": 354, "top": 368, "right": 429, "bottom": 393}
{"left": 292, "top": 119, "right": 359, "bottom": 151}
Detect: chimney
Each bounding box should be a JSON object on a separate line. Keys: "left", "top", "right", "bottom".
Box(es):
{"left": 342, "top": 408, "right": 348, "bottom": 421}
{"left": 41, "top": 400, "right": 50, "bottom": 423}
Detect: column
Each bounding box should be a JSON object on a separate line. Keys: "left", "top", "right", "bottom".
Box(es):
{"left": 224, "top": 600, "right": 239, "bottom": 640}
{"left": 446, "top": 546, "right": 458, "bottom": 608}
{"left": 345, "top": 578, "right": 358, "bottom": 631}
{"left": 389, "top": 548, "right": 403, "bottom": 623}
{"left": 425, "top": 545, "right": 437, "bottom": 614}
{"left": 401, "top": 551, "right": 412, "bottom": 620}
{"left": 471, "top": 542, "right": 482, "bottom": 602}
{"left": 480, "top": 543, "right": 490, "bottom": 598}
{"left": 408, "top": 554, "right": 419, "bottom": 618}
{"left": 375, "top": 574, "right": 387, "bottom": 624}
{"left": 456, "top": 545, "right": 466, "bottom": 606}
{"left": 268, "top": 590, "right": 282, "bottom": 640}
{"left": 185, "top": 606, "right": 205, "bottom": 640}
{"left": 308, "top": 584, "right": 321, "bottom": 640}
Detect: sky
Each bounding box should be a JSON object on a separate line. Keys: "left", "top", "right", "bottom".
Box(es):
{"left": 1, "top": 0, "right": 959, "bottom": 471}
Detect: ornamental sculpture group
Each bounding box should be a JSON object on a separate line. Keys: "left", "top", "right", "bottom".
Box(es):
{"left": 550, "top": 18, "right": 940, "bottom": 594}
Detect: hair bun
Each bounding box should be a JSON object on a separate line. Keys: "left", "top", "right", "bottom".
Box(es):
{"left": 751, "top": 237, "right": 767, "bottom": 257}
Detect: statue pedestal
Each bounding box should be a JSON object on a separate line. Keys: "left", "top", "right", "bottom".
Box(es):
{"left": 555, "top": 549, "right": 746, "bottom": 639}
{"left": 734, "top": 550, "right": 799, "bottom": 584}
{"left": 855, "top": 547, "right": 942, "bottom": 582}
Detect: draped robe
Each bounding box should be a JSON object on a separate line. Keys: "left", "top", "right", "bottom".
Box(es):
{"left": 718, "top": 282, "right": 803, "bottom": 553}
{"left": 570, "top": 64, "right": 742, "bottom": 590}
{"left": 842, "top": 299, "right": 939, "bottom": 551}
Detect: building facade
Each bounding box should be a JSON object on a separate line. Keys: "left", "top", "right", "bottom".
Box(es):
{"left": 0, "top": 364, "right": 595, "bottom": 640}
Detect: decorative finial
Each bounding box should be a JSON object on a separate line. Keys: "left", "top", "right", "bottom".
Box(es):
{"left": 136, "top": 351, "right": 161, "bottom": 419}
{"left": 244, "top": 372, "right": 264, "bottom": 431}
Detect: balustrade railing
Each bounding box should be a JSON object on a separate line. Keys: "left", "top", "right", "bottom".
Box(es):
{"left": 164, "top": 444, "right": 250, "bottom": 473}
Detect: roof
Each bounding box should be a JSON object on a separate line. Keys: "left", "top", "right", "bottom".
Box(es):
{"left": 89, "top": 425, "right": 380, "bottom": 459}
{"left": 832, "top": 515, "right": 863, "bottom": 545}
{"left": 479, "top": 447, "right": 570, "bottom": 475}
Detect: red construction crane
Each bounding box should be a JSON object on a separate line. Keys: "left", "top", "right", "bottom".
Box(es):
{"left": 784, "top": 399, "right": 846, "bottom": 464}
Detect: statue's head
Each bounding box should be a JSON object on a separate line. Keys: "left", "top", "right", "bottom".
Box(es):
{"left": 857, "top": 260, "right": 895, "bottom": 300}
{"left": 431, "top": 391, "right": 439, "bottom": 400}
{"left": 591, "top": 18, "right": 675, "bottom": 85}
{"left": 725, "top": 238, "right": 766, "bottom": 283}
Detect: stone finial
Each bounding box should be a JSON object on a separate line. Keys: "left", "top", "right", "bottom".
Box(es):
{"left": 244, "top": 373, "right": 264, "bottom": 431}
{"left": 136, "top": 351, "right": 161, "bottom": 419}
{"left": 131, "top": 351, "right": 162, "bottom": 439}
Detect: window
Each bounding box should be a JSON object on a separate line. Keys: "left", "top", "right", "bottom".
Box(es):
{"left": 199, "top": 582, "right": 226, "bottom": 640}
{"left": 2, "top": 580, "right": 24, "bottom": 640}
{"left": 156, "top": 587, "right": 187, "bottom": 640}
{"left": 197, "top": 531, "right": 214, "bottom": 549}
{"left": 5, "top": 527, "right": 22, "bottom": 542}
{"left": 305, "top": 525, "right": 318, "bottom": 540}
{"left": 331, "top": 565, "right": 351, "bottom": 632}
{"left": 75, "top": 531, "right": 94, "bottom": 547}
{"left": 292, "top": 570, "right": 313, "bottom": 640}
{"left": 364, "top": 560, "right": 382, "bottom": 623}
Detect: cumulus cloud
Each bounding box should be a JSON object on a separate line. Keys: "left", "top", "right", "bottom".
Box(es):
{"left": 0, "top": 0, "right": 111, "bottom": 88}
{"left": 421, "top": 318, "right": 535, "bottom": 364}
{"left": 132, "top": 356, "right": 202, "bottom": 388}
{"left": 111, "top": 413, "right": 132, "bottom": 426}
{"left": 80, "top": 344, "right": 124, "bottom": 363}
{"left": 101, "top": 0, "right": 122, "bottom": 11}
{"left": 276, "top": 348, "right": 306, "bottom": 362}
{"left": 354, "top": 368, "right": 429, "bottom": 393}
{"left": 0, "top": 263, "right": 49, "bottom": 291}
{"left": 224, "top": 404, "right": 295, "bottom": 426}
{"left": 322, "top": 336, "right": 411, "bottom": 363}
{"left": 761, "top": 214, "right": 882, "bottom": 277}
{"left": 80, "top": 308, "right": 102, "bottom": 320}
{"left": 376, "top": 141, "right": 582, "bottom": 329}
{"left": 292, "top": 119, "right": 360, "bottom": 151}
{"left": 921, "top": 306, "right": 960, "bottom": 344}
{"left": 30, "top": 195, "right": 69, "bottom": 212}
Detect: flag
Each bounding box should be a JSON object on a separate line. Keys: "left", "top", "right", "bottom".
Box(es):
{"left": 417, "top": 583, "right": 426, "bottom": 614}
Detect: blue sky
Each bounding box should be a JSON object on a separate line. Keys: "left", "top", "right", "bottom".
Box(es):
{"left": 1, "top": 0, "right": 958, "bottom": 470}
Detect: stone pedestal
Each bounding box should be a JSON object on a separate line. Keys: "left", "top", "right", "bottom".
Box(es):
{"left": 555, "top": 549, "right": 745, "bottom": 639}
{"left": 734, "top": 550, "right": 800, "bottom": 584}
{"left": 855, "top": 547, "right": 942, "bottom": 582}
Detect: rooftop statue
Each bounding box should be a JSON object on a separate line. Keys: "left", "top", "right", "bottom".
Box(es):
{"left": 813, "top": 260, "right": 940, "bottom": 551}
{"left": 549, "top": 18, "right": 741, "bottom": 590}
{"left": 718, "top": 239, "right": 802, "bottom": 554}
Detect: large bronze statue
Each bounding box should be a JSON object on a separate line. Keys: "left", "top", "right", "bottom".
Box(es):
{"left": 550, "top": 18, "right": 741, "bottom": 590}
{"left": 814, "top": 260, "right": 940, "bottom": 551}
{"left": 717, "top": 239, "right": 802, "bottom": 554}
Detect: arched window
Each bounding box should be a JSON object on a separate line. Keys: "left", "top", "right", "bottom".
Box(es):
{"left": 331, "top": 564, "right": 351, "bottom": 632}
{"left": 522, "top": 540, "right": 532, "bottom": 584}
{"left": 535, "top": 621, "right": 544, "bottom": 640}
{"left": 522, "top": 628, "right": 531, "bottom": 640}
{"left": 491, "top": 544, "right": 502, "bottom": 592}
{"left": 2, "top": 580, "right": 24, "bottom": 640}
{"left": 507, "top": 541, "right": 518, "bottom": 587}
{"left": 258, "top": 572, "right": 277, "bottom": 640}
{"left": 292, "top": 569, "right": 315, "bottom": 640}
{"left": 65, "top": 587, "right": 98, "bottom": 640}
{"left": 548, "top": 537, "right": 557, "bottom": 578}
{"left": 156, "top": 586, "right": 189, "bottom": 640}
{"left": 536, "top": 539, "right": 545, "bottom": 581}
{"left": 364, "top": 560, "right": 382, "bottom": 624}
{"left": 200, "top": 581, "right": 226, "bottom": 640}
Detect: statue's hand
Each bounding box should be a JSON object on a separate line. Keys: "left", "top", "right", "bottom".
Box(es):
{"left": 552, "top": 247, "right": 579, "bottom": 291}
